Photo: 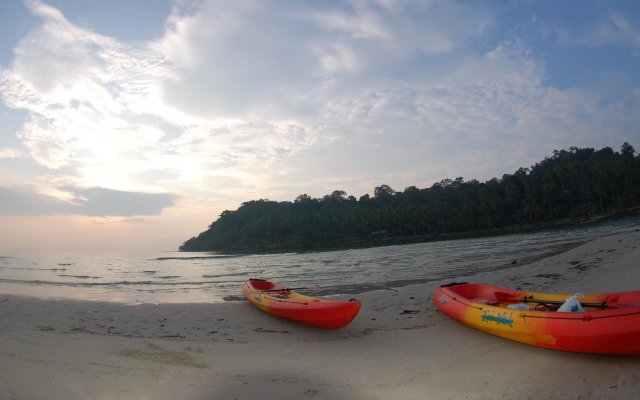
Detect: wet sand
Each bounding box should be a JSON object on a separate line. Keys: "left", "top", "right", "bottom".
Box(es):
{"left": 1, "top": 230, "right": 639, "bottom": 399}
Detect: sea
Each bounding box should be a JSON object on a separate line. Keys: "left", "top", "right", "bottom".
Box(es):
{"left": 1, "top": 216, "right": 639, "bottom": 304}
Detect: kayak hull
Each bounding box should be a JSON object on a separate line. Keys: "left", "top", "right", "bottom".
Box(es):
{"left": 243, "top": 279, "right": 361, "bottom": 329}
{"left": 434, "top": 283, "right": 640, "bottom": 355}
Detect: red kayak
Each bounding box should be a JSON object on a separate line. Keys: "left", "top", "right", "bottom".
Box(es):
{"left": 434, "top": 282, "right": 640, "bottom": 355}
{"left": 243, "top": 278, "right": 361, "bottom": 329}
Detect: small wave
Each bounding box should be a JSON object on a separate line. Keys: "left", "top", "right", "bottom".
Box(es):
{"left": 1, "top": 267, "right": 67, "bottom": 271}
{"left": 0, "top": 278, "right": 242, "bottom": 288}
{"left": 154, "top": 254, "right": 241, "bottom": 261}
{"left": 58, "top": 274, "right": 103, "bottom": 279}
{"left": 201, "top": 271, "right": 250, "bottom": 278}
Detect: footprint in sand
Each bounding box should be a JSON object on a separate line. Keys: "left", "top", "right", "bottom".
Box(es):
{"left": 113, "top": 342, "right": 207, "bottom": 368}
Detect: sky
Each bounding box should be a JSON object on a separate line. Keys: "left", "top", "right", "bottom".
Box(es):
{"left": 0, "top": 0, "right": 639, "bottom": 252}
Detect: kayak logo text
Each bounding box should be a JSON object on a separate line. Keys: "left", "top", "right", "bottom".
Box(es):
{"left": 481, "top": 310, "right": 514, "bottom": 327}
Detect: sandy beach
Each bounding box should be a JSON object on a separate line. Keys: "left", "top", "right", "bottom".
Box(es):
{"left": 1, "top": 230, "right": 639, "bottom": 400}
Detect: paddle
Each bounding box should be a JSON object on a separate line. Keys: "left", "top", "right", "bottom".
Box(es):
{"left": 523, "top": 296, "right": 608, "bottom": 309}
{"left": 259, "top": 287, "right": 307, "bottom": 293}
{"left": 494, "top": 292, "right": 608, "bottom": 309}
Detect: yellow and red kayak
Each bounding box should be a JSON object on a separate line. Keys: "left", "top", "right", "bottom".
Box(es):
{"left": 243, "top": 278, "right": 361, "bottom": 329}
{"left": 434, "top": 282, "right": 640, "bottom": 355}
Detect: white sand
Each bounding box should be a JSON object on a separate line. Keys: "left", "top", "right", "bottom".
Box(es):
{"left": 1, "top": 230, "right": 639, "bottom": 399}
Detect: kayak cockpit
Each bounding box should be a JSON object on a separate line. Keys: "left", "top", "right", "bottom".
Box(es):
{"left": 246, "top": 278, "right": 281, "bottom": 292}
{"left": 444, "top": 283, "right": 622, "bottom": 313}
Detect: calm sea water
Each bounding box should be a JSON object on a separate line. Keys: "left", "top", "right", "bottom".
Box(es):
{"left": 1, "top": 216, "right": 639, "bottom": 304}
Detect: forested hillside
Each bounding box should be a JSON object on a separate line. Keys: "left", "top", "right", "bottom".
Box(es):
{"left": 180, "top": 144, "right": 640, "bottom": 252}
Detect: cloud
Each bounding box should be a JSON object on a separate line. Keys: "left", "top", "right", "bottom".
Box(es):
{"left": 0, "top": 185, "right": 67, "bottom": 215}
{"left": 67, "top": 187, "right": 177, "bottom": 216}
{"left": 0, "top": 148, "right": 23, "bottom": 159}
{"left": 555, "top": 12, "right": 640, "bottom": 48}
{"left": 0, "top": 0, "right": 638, "bottom": 223}
{"left": 0, "top": 185, "right": 176, "bottom": 216}
{"left": 157, "top": 0, "right": 493, "bottom": 119}
{"left": 0, "top": 2, "right": 176, "bottom": 172}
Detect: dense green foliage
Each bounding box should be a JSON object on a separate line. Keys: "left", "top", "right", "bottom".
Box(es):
{"left": 180, "top": 144, "right": 640, "bottom": 252}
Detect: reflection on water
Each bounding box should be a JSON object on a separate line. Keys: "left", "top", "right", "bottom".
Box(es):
{"left": 1, "top": 216, "right": 638, "bottom": 303}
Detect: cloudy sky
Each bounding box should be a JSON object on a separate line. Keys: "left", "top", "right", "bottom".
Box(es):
{"left": 1, "top": 0, "right": 639, "bottom": 251}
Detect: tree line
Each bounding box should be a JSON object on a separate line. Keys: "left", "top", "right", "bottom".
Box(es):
{"left": 180, "top": 143, "right": 640, "bottom": 252}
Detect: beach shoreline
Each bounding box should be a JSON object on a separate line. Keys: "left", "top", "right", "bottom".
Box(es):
{"left": 1, "top": 230, "right": 640, "bottom": 399}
